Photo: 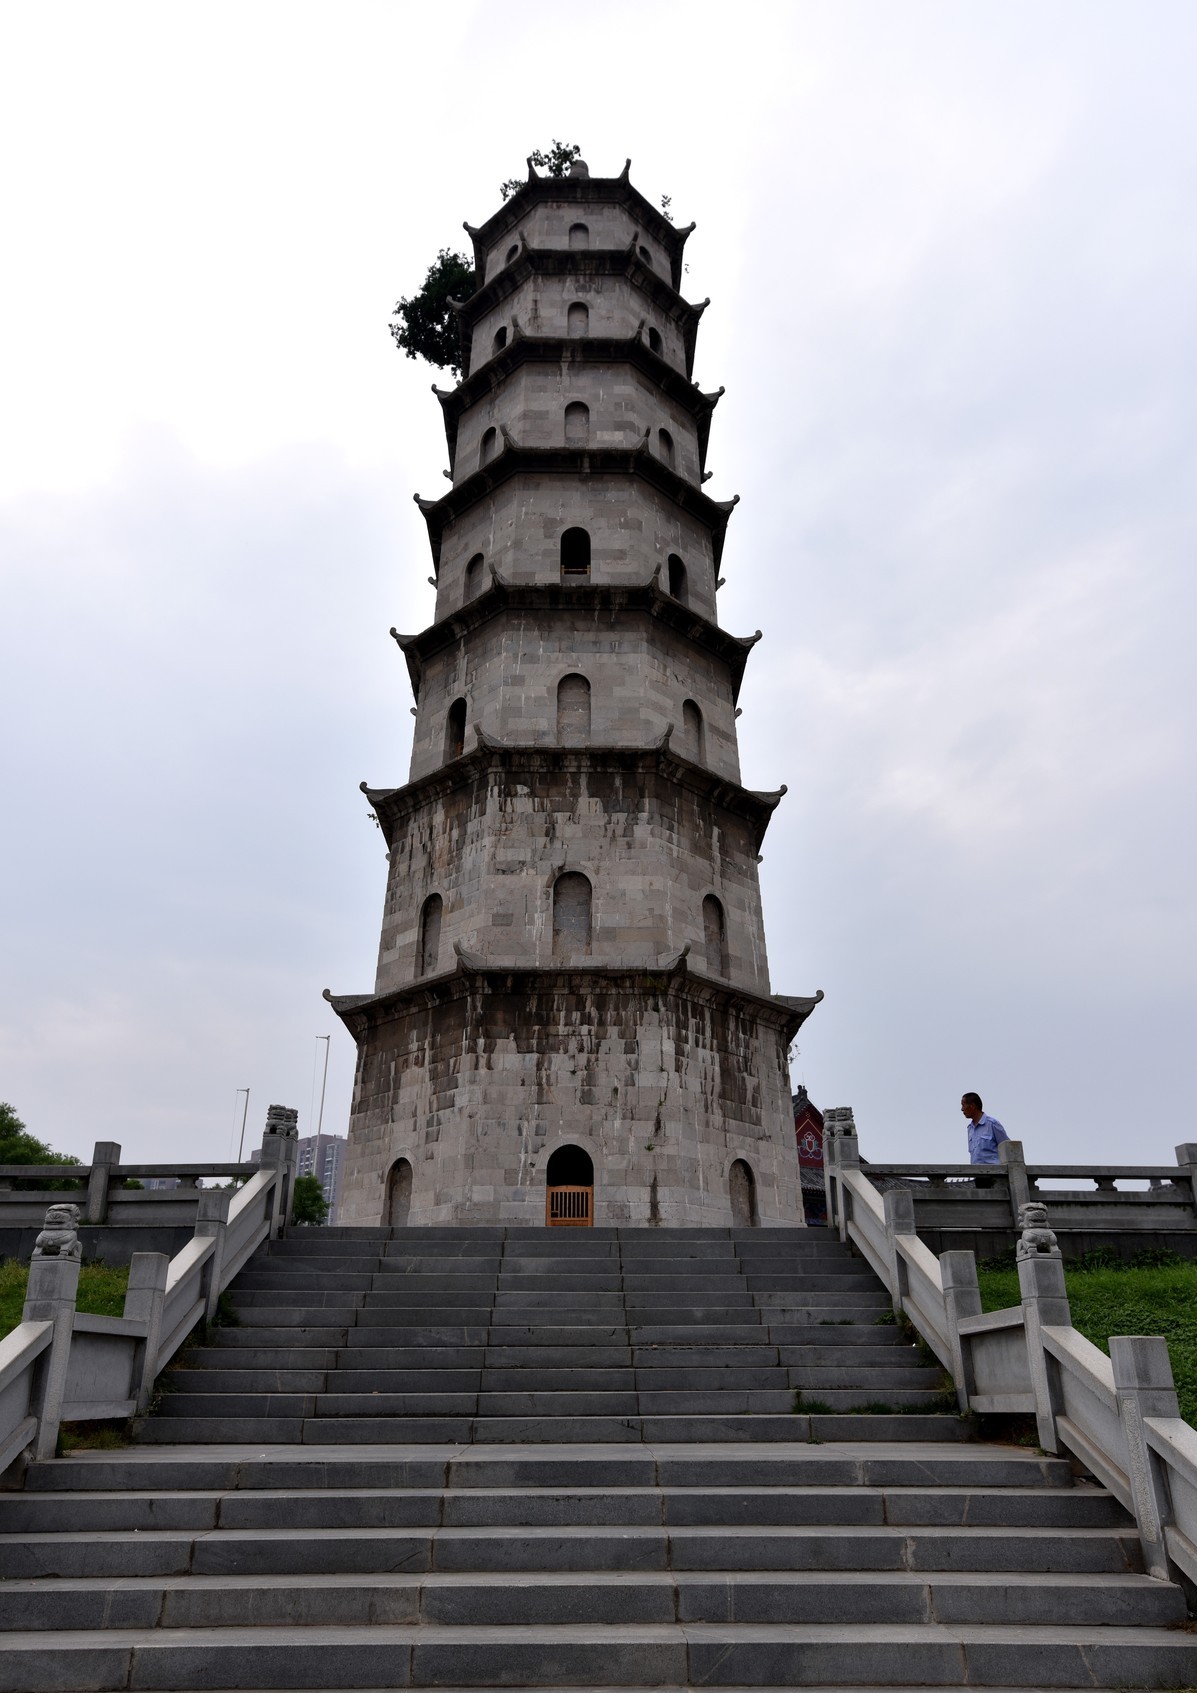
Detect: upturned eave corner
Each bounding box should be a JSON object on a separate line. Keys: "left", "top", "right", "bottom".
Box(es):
{"left": 468, "top": 166, "right": 691, "bottom": 277}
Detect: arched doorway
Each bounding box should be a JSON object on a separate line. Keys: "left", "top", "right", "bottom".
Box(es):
{"left": 729, "top": 1159, "right": 758, "bottom": 1227}
{"left": 385, "top": 1158, "right": 413, "bottom": 1228}
{"left": 545, "top": 1143, "right": 594, "bottom": 1227}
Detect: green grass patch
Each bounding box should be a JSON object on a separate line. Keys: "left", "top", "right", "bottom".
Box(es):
{"left": 976, "top": 1254, "right": 1197, "bottom": 1427}
{"left": 0, "top": 1258, "right": 129, "bottom": 1340}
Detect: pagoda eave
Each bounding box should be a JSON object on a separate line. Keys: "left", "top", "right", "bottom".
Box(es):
{"left": 391, "top": 577, "right": 760, "bottom": 704}
{"left": 326, "top": 969, "right": 819, "bottom": 1045}
{"left": 416, "top": 445, "right": 736, "bottom": 573}
{"left": 361, "top": 737, "right": 786, "bottom": 854}
{"left": 466, "top": 172, "right": 693, "bottom": 291}
{"left": 457, "top": 250, "right": 705, "bottom": 379}
{"left": 438, "top": 337, "right": 721, "bottom": 468}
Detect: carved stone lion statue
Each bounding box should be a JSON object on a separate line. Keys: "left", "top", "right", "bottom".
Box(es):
{"left": 1016, "top": 1201, "right": 1058, "bottom": 1260}
{"left": 33, "top": 1203, "right": 82, "bottom": 1260}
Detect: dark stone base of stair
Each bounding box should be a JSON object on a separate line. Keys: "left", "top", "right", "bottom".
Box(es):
{"left": 2, "top": 1227, "right": 1193, "bottom": 1690}
{"left": 140, "top": 1225, "right": 963, "bottom": 1446}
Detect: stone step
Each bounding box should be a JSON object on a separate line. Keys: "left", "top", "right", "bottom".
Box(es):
{"left": 0, "top": 1520, "right": 1145, "bottom": 1580}
{"left": 0, "top": 1568, "right": 1180, "bottom": 1631}
{"left": 25, "top": 1445, "right": 1073, "bottom": 1492}
{"left": 161, "top": 1368, "right": 944, "bottom": 1400}
{"left": 3, "top": 1618, "right": 1193, "bottom": 1691}
{"left": 133, "top": 1412, "right": 974, "bottom": 1445}
{"left": 1, "top": 1484, "right": 1131, "bottom": 1533}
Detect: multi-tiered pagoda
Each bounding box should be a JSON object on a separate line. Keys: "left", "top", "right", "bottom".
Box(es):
{"left": 328, "top": 158, "right": 820, "bottom": 1228}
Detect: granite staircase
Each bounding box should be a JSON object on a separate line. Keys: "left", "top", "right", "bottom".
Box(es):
{"left": 0, "top": 1226, "right": 1193, "bottom": 1690}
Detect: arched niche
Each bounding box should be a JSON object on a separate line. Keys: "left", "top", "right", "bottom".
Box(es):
{"left": 557, "top": 673, "right": 591, "bottom": 744}
{"left": 445, "top": 698, "right": 467, "bottom": 761}
{"left": 728, "top": 1159, "right": 758, "bottom": 1227}
{"left": 667, "top": 553, "right": 688, "bottom": 604}
{"left": 553, "top": 871, "right": 592, "bottom": 957}
{"left": 568, "top": 222, "right": 589, "bottom": 250}
{"left": 567, "top": 301, "right": 589, "bottom": 338}
{"left": 681, "top": 698, "right": 705, "bottom": 763}
{"left": 463, "top": 553, "right": 485, "bottom": 603}
{"left": 418, "top": 893, "right": 442, "bottom": 977}
{"left": 386, "top": 1158, "right": 413, "bottom": 1228}
{"left": 564, "top": 401, "right": 589, "bottom": 445}
{"left": 702, "top": 893, "right": 728, "bottom": 977}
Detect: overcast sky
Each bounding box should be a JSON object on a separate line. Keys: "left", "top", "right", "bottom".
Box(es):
{"left": 1, "top": 1, "right": 1194, "bottom": 1174}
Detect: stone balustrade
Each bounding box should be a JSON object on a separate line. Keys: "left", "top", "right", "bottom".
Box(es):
{"left": 824, "top": 1115, "right": 1197, "bottom": 1594}
{"left": 0, "top": 1123, "right": 298, "bottom": 1470}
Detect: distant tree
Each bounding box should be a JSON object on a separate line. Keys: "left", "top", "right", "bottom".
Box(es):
{"left": 0, "top": 1101, "right": 83, "bottom": 1191}
{"left": 291, "top": 1174, "right": 330, "bottom": 1227}
{"left": 390, "top": 144, "right": 583, "bottom": 377}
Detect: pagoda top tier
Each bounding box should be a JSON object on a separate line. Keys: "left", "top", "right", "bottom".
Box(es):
{"left": 464, "top": 158, "right": 695, "bottom": 294}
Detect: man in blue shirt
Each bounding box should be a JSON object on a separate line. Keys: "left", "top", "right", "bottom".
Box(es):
{"left": 962, "top": 1092, "right": 1010, "bottom": 1164}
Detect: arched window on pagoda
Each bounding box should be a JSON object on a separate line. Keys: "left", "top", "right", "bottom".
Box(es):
{"left": 463, "top": 553, "right": 485, "bottom": 603}
{"left": 557, "top": 674, "right": 591, "bottom": 744}
{"left": 553, "top": 871, "right": 592, "bottom": 957}
{"left": 567, "top": 301, "right": 589, "bottom": 338}
{"left": 445, "top": 697, "right": 467, "bottom": 761}
{"left": 647, "top": 327, "right": 663, "bottom": 355}
{"left": 560, "top": 528, "right": 591, "bottom": 580}
{"left": 681, "top": 699, "right": 705, "bottom": 763}
{"left": 564, "top": 402, "right": 589, "bottom": 446}
{"left": 491, "top": 326, "right": 507, "bottom": 356}
{"left": 568, "top": 222, "right": 589, "bottom": 250}
{"left": 703, "top": 893, "right": 728, "bottom": 977}
{"left": 418, "top": 894, "right": 442, "bottom": 977}
{"left": 479, "top": 426, "right": 497, "bottom": 467}
{"left": 667, "top": 553, "right": 688, "bottom": 604}
{"left": 658, "top": 428, "right": 674, "bottom": 467}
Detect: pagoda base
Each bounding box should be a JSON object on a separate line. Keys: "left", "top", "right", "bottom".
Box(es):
{"left": 329, "top": 962, "right": 818, "bottom": 1229}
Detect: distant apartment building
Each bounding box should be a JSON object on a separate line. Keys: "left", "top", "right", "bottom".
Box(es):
{"left": 251, "top": 1130, "right": 346, "bottom": 1220}
{"left": 295, "top": 1132, "right": 346, "bottom": 1221}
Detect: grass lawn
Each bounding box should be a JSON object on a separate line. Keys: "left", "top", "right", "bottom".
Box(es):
{"left": 0, "top": 1258, "right": 129, "bottom": 1340}
{"left": 976, "top": 1256, "right": 1197, "bottom": 1427}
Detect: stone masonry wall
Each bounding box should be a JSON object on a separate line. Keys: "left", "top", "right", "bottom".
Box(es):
{"left": 431, "top": 471, "right": 718, "bottom": 618}
{"left": 453, "top": 358, "right": 702, "bottom": 486}
{"left": 337, "top": 971, "right": 803, "bottom": 1229}
{"left": 407, "top": 607, "right": 742, "bottom": 783}
{"left": 373, "top": 758, "right": 774, "bottom": 998}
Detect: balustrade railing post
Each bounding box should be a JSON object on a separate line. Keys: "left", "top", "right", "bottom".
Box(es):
{"left": 999, "top": 1139, "right": 1030, "bottom": 1227}
{"left": 122, "top": 1252, "right": 169, "bottom": 1412}
{"left": 1174, "top": 1143, "right": 1197, "bottom": 1225}
{"left": 85, "top": 1142, "right": 121, "bottom": 1226}
{"left": 882, "top": 1187, "right": 915, "bottom": 1314}
{"left": 22, "top": 1204, "right": 83, "bottom": 1460}
{"left": 1109, "top": 1334, "right": 1179, "bottom": 1582}
{"left": 826, "top": 1111, "right": 858, "bottom": 1246}
{"left": 1016, "top": 1203, "right": 1071, "bottom": 1453}
{"left": 194, "top": 1191, "right": 231, "bottom": 1322}
{"left": 260, "top": 1104, "right": 299, "bottom": 1237}
{"left": 940, "top": 1250, "right": 983, "bottom": 1411}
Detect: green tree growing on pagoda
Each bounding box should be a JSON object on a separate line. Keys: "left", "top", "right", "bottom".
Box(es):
{"left": 389, "top": 143, "right": 582, "bottom": 377}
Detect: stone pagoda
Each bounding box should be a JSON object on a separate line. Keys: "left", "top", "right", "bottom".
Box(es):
{"left": 328, "top": 157, "right": 821, "bottom": 1228}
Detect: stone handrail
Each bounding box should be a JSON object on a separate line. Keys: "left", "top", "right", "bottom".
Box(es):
{"left": 823, "top": 1111, "right": 1197, "bottom": 1590}
{"left": 0, "top": 1149, "right": 259, "bottom": 1228}
{"left": 844, "top": 1140, "right": 1197, "bottom": 1248}
{"left": 0, "top": 1127, "right": 297, "bottom": 1467}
